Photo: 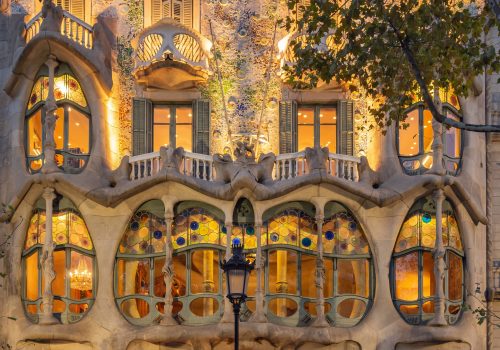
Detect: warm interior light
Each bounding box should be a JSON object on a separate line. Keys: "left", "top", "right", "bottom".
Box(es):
{"left": 55, "top": 80, "right": 68, "bottom": 95}
{"left": 70, "top": 256, "right": 92, "bottom": 291}
{"left": 278, "top": 35, "right": 291, "bottom": 54}
{"left": 75, "top": 122, "right": 80, "bottom": 126}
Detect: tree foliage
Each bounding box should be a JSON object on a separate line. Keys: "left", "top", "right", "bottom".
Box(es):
{"left": 283, "top": 0, "right": 500, "bottom": 131}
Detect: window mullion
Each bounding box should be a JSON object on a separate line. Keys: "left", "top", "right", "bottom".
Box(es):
{"left": 171, "top": 106, "right": 176, "bottom": 148}
{"left": 314, "top": 106, "right": 320, "bottom": 148}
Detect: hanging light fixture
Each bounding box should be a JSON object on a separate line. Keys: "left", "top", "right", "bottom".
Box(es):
{"left": 69, "top": 256, "right": 92, "bottom": 291}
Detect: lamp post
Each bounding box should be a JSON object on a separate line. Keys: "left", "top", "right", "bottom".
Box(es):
{"left": 221, "top": 243, "right": 254, "bottom": 350}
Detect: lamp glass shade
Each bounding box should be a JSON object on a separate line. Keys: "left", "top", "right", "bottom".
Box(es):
{"left": 227, "top": 268, "right": 249, "bottom": 297}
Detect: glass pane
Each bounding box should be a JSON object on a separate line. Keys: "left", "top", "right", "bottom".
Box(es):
{"left": 394, "top": 252, "right": 418, "bottom": 301}
{"left": 154, "top": 257, "right": 166, "bottom": 298}
{"left": 25, "top": 213, "right": 41, "bottom": 249}
{"left": 176, "top": 124, "right": 192, "bottom": 152}
{"left": 336, "top": 298, "right": 366, "bottom": 319}
{"left": 399, "top": 109, "right": 419, "bottom": 156}
{"left": 69, "top": 303, "right": 89, "bottom": 314}
{"left": 447, "top": 214, "right": 463, "bottom": 251}
{"left": 268, "top": 250, "right": 297, "bottom": 294}
{"left": 68, "top": 107, "right": 89, "bottom": 154}
{"left": 115, "top": 259, "right": 150, "bottom": 297}
{"left": 69, "top": 251, "right": 93, "bottom": 299}
{"left": 444, "top": 110, "right": 461, "bottom": 158}
{"left": 68, "top": 212, "right": 93, "bottom": 250}
{"left": 297, "top": 107, "right": 315, "bottom": 151}
{"left": 400, "top": 304, "right": 419, "bottom": 315}
{"left": 337, "top": 259, "right": 369, "bottom": 297}
{"left": 27, "top": 109, "right": 43, "bottom": 156}
{"left": 421, "top": 213, "right": 436, "bottom": 248}
{"left": 121, "top": 298, "right": 149, "bottom": 319}
{"left": 448, "top": 252, "right": 463, "bottom": 301}
{"left": 422, "top": 251, "right": 435, "bottom": 298}
{"left": 54, "top": 107, "right": 65, "bottom": 150}
{"left": 422, "top": 109, "right": 434, "bottom": 161}
{"left": 53, "top": 212, "right": 68, "bottom": 245}
{"left": 324, "top": 258, "right": 334, "bottom": 298}
{"left": 189, "top": 297, "right": 219, "bottom": 317}
{"left": 190, "top": 250, "right": 219, "bottom": 294}
{"left": 422, "top": 300, "right": 434, "bottom": 313}
{"left": 25, "top": 251, "right": 39, "bottom": 301}
{"left": 320, "top": 125, "right": 336, "bottom": 151}
{"left": 301, "top": 254, "right": 316, "bottom": 298}
{"left": 175, "top": 106, "right": 193, "bottom": 123}
{"left": 268, "top": 297, "right": 298, "bottom": 317}
{"left": 53, "top": 299, "right": 66, "bottom": 313}
{"left": 119, "top": 210, "right": 165, "bottom": 254}
{"left": 154, "top": 124, "right": 170, "bottom": 151}
{"left": 154, "top": 106, "right": 171, "bottom": 123}
{"left": 53, "top": 250, "right": 66, "bottom": 297}
{"left": 319, "top": 107, "right": 336, "bottom": 151}
{"left": 395, "top": 214, "right": 419, "bottom": 253}
{"left": 172, "top": 254, "right": 187, "bottom": 297}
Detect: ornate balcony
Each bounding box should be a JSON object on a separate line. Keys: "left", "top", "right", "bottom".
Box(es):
{"left": 133, "top": 19, "right": 212, "bottom": 89}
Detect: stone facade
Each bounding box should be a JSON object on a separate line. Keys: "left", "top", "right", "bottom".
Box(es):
{"left": 0, "top": 0, "right": 497, "bottom": 349}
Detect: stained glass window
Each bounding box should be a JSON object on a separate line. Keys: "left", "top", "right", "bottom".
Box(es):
{"left": 21, "top": 196, "right": 96, "bottom": 324}
{"left": 265, "top": 208, "right": 316, "bottom": 251}
{"left": 322, "top": 210, "right": 369, "bottom": 255}
{"left": 172, "top": 207, "right": 222, "bottom": 248}
{"left": 25, "top": 67, "right": 90, "bottom": 174}
{"left": 392, "top": 196, "right": 464, "bottom": 325}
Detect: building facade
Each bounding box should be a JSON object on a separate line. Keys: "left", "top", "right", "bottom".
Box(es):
{"left": 0, "top": 0, "right": 497, "bottom": 349}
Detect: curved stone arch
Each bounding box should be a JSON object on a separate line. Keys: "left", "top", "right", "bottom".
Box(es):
{"left": 390, "top": 195, "right": 465, "bottom": 326}
{"left": 21, "top": 192, "right": 98, "bottom": 324}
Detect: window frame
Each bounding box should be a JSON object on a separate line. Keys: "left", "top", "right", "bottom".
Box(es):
{"left": 295, "top": 103, "right": 339, "bottom": 152}
{"left": 397, "top": 101, "right": 463, "bottom": 176}
{"left": 152, "top": 102, "right": 193, "bottom": 151}
{"left": 25, "top": 70, "right": 91, "bottom": 174}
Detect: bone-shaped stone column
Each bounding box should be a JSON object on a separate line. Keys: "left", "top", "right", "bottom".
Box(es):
{"left": 250, "top": 222, "right": 266, "bottom": 322}
{"left": 161, "top": 215, "right": 177, "bottom": 325}
{"left": 39, "top": 187, "right": 58, "bottom": 325}
{"left": 220, "top": 223, "right": 234, "bottom": 323}
{"left": 313, "top": 214, "right": 329, "bottom": 327}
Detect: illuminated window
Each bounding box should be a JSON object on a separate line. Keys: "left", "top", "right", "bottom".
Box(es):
{"left": 150, "top": 0, "right": 194, "bottom": 28}
{"left": 397, "top": 89, "right": 462, "bottom": 175}
{"left": 263, "top": 202, "right": 373, "bottom": 327}
{"left": 153, "top": 105, "right": 193, "bottom": 152}
{"left": 391, "top": 196, "right": 464, "bottom": 325}
{"left": 297, "top": 105, "right": 337, "bottom": 152}
{"left": 172, "top": 202, "right": 225, "bottom": 324}
{"left": 279, "top": 101, "right": 353, "bottom": 155}
{"left": 25, "top": 65, "right": 90, "bottom": 174}
{"left": 22, "top": 195, "right": 96, "bottom": 324}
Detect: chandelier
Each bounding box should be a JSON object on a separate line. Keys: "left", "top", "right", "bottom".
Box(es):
{"left": 69, "top": 257, "right": 92, "bottom": 291}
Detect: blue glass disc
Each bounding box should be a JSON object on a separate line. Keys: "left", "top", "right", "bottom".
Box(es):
{"left": 246, "top": 226, "right": 255, "bottom": 235}
{"left": 348, "top": 222, "right": 357, "bottom": 231}
{"left": 190, "top": 221, "right": 199, "bottom": 230}
{"left": 176, "top": 237, "right": 186, "bottom": 246}
{"left": 422, "top": 213, "right": 432, "bottom": 223}
{"left": 302, "top": 237, "right": 312, "bottom": 247}
{"left": 130, "top": 221, "right": 140, "bottom": 231}
{"left": 153, "top": 230, "right": 163, "bottom": 239}
{"left": 232, "top": 238, "right": 241, "bottom": 245}
{"left": 325, "top": 231, "right": 335, "bottom": 240}
{"left": 222, "top": 226, "right": 227, "bottom": 234}
{"left": 270, "top": 232, "right": 279, "bottom": 242}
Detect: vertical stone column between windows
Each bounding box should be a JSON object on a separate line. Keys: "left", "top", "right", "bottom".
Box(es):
{"left": 221, "top": 223, "right": 233, "bottom": 323}
{"left": 313, "top": 214, "right": 328, "bottom": 327}
{"left": 430, "top": 189, "right": 447, "bottom": 326}
{"left": 430, "top": 88, "right": 446, "bottom": 176}
{"left": 161, "top": 213, "right": 177, "bottom": 325}
{"left": 250, "top": 222, "right": 266, "bottom": 322}
{"left": 42, "top": 56, "right": 60, "bottom": 174}
{"left": 39, "top": 187, "right": 58, "bottom": 325}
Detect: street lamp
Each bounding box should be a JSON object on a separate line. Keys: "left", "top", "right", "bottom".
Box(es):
{"left": 221, "top": 243, "right": 254, "bottom": 350}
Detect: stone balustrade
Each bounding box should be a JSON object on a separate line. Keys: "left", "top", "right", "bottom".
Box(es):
{"left": 25, "top": 10, "right": 93, "bottom": 49}
{"left": 128, "top": 147, "right": 360, "bottom": 183}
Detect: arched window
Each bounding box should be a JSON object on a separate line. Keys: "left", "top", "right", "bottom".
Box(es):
{"left": 114, "top": 200, "right": 167, "bottom": 325}
{"left": 322, "top": 202, "right": 373, "bottom": 327}
{"left": 172, "top": 202, "right": 225, "bottom": 324}
{"left": 391, "top": 197, "right": 464, "bottom": 325}
{"left": 263, "top": 202, "right": 317, "bottom": 326}
{"left": 397, "top": 89, "right": 462, "bottom": 175}
{"left": 22, "top": 196, "right": 96, "bottom": 324}
{"left": 26, "top": 64, "right": 90, "bottom": 174}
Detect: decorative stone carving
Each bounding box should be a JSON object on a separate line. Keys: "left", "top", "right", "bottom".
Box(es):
{"left": 304, "top": 146, "right": 328, "bottom": 172}
{"left": 160, "top": 146, "right": 184, "bottom": 171}
{"left": 92, "top": 14, "right": 117, "bottom": 71}
{"left": 213, "top": 142, "right": 275, "bottom": 186}
{"left": 40, "top": 0, "right": 63, "bottom": 33}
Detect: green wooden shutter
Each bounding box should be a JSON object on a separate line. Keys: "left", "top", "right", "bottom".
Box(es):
{"left": 182, "top": 0, "right": 193, "bottom": 28}
{"left": 338, "top": 100, "right": 354, "bottom": 156}
{"left": 172, "top": 0, "right": 183, "bottom": 22}
{"left": 279, "top": 101, "right": 297, "bottom": 154}
{"left": 193, "top": 99, "right": 210, "bottom": 155}
{"left": 132, "top": 98, "right": 153, "bottom": 155}
{"left": 70, "top": 0, "right": 84, "bottom": 20}
{"left": 162, "top": 0, "right": 171, "bottom": 19}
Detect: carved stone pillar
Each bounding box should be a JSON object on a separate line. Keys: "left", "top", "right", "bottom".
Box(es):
{"left": 429, "top": 189, "right": 447, "bottom": 326}
{"left": 161, "top": 216, "right": 177, "bottom": 325}
{"left": 250, "top": 222, "right": 266, "bottom": 322}
{"left": 220, "top": 223, "right": 233, "bottom": 323}
{"left": 39, "top": 187, "right": 58, "bottom": 325}
{"left": 41, "top": 56, "right": 61, "bottom": 174}
{"left": 313, "top": 214, "right": 328, "bottom": 327}
{"left": 430, "top": 88, "right": 446, "bottom": 176}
